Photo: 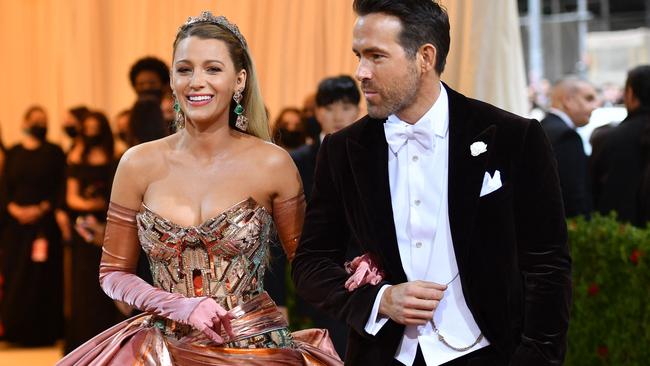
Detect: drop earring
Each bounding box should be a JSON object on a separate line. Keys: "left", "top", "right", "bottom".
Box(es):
{"left": 233, "top": 90, "right": 248, "bottom": 131}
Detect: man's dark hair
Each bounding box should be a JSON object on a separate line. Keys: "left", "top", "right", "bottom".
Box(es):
{"left": 128, "top": 56, "right": 170, "bottom": 89}
{"left": 316, "top": 75, "right": 361, "bottom": 107}
{"left": 353, "top": 0, "right": 450, "bottom": 74}
{"left": 626, "top": 65, "right": 650, "bottom": 108}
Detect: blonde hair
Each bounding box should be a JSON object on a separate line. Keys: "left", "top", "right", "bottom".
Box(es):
{"left": 172, "top": 22, "right": 271, "bottom": 141}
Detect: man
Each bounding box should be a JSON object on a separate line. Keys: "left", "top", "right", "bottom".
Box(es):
{"left": 592, "top": 65, "right": 650, "bottom": 227}
{"left": 292, "top": 75, "right": 361, "bottom": 201}
{"left": 128, "top": 56, "right": 170, "bottom": 100}
{"left": 289, "top": 75, "right": 361, "bottom": 357}
{"left": 292, "top": 1, "right": 572, "bottom": 366}
{"left": 541, "top": 77, "right": 599, "bottom": 217}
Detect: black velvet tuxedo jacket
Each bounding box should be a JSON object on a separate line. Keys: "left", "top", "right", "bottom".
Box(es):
{"left": 292, "top": 84, "right": 572, "bottom": 366}
{"left": 540, "top": 113, "right": 592, "bottom": 217}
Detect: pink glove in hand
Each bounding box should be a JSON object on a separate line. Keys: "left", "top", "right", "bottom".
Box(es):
{"left": 344, "top": 253, "right": 385, "bottom": 292}
{"left": 189, "top": 298, "right": 235, "bottom": 343}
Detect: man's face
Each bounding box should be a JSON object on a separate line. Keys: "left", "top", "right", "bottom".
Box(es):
{"left": 353, "top": 13, "right": 420, "bottom": 119}
{"left": 316, "top": 101, "right": 360, "bottom": 134}
{"left": 566, "top": 82, "right": 599, "bottom": 127}
{"left": 135, "top": 70, "right": 163, "bottom": 94}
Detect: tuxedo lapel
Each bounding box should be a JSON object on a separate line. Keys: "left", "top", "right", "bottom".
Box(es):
{"left": 347, "top": 119, "right": 408, "bottom": 284}
{"left": 446, "top": 85, "right": 497, "bottom": 272}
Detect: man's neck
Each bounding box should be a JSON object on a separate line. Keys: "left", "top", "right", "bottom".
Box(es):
{"left": 396, "top": 77, "right": 442, "bottom": 124}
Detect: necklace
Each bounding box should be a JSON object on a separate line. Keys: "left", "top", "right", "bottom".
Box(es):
{"left": 431, "top": 272, "right": 484, "bottom": 352}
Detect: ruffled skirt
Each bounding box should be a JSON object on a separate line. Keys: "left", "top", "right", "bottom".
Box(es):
{"left": 57, "top": 293, "right": 342, "bottom": 366}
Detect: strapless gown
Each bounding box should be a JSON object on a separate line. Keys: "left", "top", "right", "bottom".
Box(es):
{"left": 58, "top": 197, "right": 342, "bottom": 365}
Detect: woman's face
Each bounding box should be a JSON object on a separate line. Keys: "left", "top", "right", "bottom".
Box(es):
{"left": 24, "top": 109, "right": 47, "bottom": 129}
{"left": 171, "top": 36, "right": 246, "bottom": 128}
{"left": 279, "top": 110, "right": 302, "bottom": 131}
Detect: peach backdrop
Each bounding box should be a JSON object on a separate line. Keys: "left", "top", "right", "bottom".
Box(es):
{"left": 0, "top": 0, "right": 526, "bottom": 146}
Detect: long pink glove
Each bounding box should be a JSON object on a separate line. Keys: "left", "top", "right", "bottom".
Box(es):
{"left": 99, "top": 202, "right": 234, "bottom": 344}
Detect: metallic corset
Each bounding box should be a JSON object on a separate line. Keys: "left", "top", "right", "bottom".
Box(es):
{"left": 136, "top": 197, "right": 291, "bottom": 348}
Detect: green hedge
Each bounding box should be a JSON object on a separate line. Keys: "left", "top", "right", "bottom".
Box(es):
{"left": 566, "top": 213, "right": 650, "bottom": 365}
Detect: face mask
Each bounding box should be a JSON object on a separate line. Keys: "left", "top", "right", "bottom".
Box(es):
{"left": 64, "top": 126, "right": 78, "bottom": 138}
{"left": 277, "top": 128, "right": 305, "bottom": 149}
{"left": 83, "top": 134, "right": 102, "bottom": 146}
{"left": 28, "top": 125, "right": 47, "bottom": 141}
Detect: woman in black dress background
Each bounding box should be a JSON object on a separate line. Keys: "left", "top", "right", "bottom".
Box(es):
{"left": 0, "top": 105, "right": 67, "bottom": 346}
{"left": 63, "top": 111, "right": 123, "bottom": 353}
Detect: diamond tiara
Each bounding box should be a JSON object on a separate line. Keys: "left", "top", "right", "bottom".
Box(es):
{"left": 180, "top": 11, "right": 248, "bottom": 49}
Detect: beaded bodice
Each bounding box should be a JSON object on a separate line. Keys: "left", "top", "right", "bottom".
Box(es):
{"left": 136, "top": 197, "right": 273, "bottom": 310}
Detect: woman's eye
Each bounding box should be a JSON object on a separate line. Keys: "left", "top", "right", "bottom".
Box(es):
{"left": 176, "top": 67, "right": 191, "bottom": 73}
{"left": 207, "top": 67, "right": 222, "bottom": 73}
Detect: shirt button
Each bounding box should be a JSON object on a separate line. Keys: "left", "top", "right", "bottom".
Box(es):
{"left": 412, "top": 155, "right": 419, "bottom": 162}
{"left": 414, "top": 199, "right": 421, "bottom": 206}
{"left": 415, "top": 242, "right": 422, "bottom": 248}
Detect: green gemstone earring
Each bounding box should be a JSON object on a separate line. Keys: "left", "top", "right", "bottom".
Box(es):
{"left": 233, "top": 90, "right": 248, "bottom": 131}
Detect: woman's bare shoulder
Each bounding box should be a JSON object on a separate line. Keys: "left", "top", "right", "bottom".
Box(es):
{"left": 118, "top": 135, "right": 176, "bottom": 171}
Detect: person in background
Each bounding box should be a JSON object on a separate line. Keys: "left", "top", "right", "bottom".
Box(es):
{"left": 62, "top": 106, "right": 91, "bottom": 152}
{"left": 273, "top": 107, "right": 306, "bottom": 150}
{"left": 301, "top": 93, "right": 321, "bottom": 145}
{"left": 292, "top": 75, "right": 361, "bottom": 201}
{"left": 0, "top": 105, "right": 67, "bottom": 346}
{"left": 540, "top": 76, "right": 599, "bottom": 217}
{"left": 64, "top": 111, "right": 123, "bottom": 353}
{"left": 592, "top": 64, "right": 650, "bottom": 227}
{"left": 113, "top": 109, "right": 131, "bottom": 158}
{"left": 128, "top": 56, "right": 170, "bottom": 100}
{"left": 289, "top": 75, "right": 361, "bottom": 358}
{"left": 127, "top": 98, "right": 169, "bottom": 147}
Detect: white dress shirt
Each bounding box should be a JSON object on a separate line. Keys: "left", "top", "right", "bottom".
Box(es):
{"left": 363, "top": 84, "right": 489, "bottom": 366}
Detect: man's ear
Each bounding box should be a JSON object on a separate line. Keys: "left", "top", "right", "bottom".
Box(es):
{"left": 418, "top": 44, "right": 437, "bottom": 74}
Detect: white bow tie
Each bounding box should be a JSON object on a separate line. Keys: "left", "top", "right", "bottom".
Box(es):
{"left": 384, "top": 121, "right": 433, "bottom": 154}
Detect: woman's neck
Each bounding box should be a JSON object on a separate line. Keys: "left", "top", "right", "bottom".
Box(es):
{"left": 178, "top": 119, "right": 241, "bottom": 159}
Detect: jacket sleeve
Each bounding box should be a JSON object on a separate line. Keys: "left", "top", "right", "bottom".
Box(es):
{"left": 511, "top": 120, "right": 572, "bottom": 365}
{"left": 292, "top": 135, "right": 387, "bottom": 337}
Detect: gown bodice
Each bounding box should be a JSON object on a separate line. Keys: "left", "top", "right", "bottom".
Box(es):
{"left": 136, "top": 197, "right": 274, "bottom": 310}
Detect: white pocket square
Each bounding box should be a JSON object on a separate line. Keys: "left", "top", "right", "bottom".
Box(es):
{"left": 480, "top": 170, "right": 502, "bottom": 197}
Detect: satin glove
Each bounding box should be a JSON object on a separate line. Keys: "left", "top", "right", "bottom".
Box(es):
{"left": 344, "top": 253, "right": 385, "bottom": 292}
{"left": 99, "top": 202, "right": 234, "bottom": 344}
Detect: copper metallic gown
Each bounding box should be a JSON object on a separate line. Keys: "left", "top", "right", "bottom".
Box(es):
{"left": 58, "top": 198, "right": 342, "bottom": 365}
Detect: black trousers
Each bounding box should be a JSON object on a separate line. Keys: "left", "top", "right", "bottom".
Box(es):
{"left": 392, "top": 345, "right": 501, "bottom": 366}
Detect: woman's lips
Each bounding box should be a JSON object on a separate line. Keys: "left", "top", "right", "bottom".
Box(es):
{"left": 187, "top": 95, "right": 214, "bottom": 106}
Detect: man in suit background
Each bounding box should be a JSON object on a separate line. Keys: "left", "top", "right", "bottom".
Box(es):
{"left": 592, "top": 64, "right": 650, "bottom": 227}
{"left": 292, "top": 1, "right": 572, "bottom": 365}
{"left": 540, "top": 77, "right": 599, "bottom": 217}
{"left": 292, "top": 75, "right": 361, "bottom": 201}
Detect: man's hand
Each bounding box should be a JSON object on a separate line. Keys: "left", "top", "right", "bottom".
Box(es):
{"left": 379, "top": 280, "right": 447, "bottom": 325}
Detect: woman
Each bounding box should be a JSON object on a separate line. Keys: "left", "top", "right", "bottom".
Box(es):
{"left": 58, "top": 12, "right": 341, "bottom": 365}
{"left": 273, "top": 107, "right": 307, "bottom": 150}
{"left": 0, "top": 106, "right": 66, "bottom": 346}
{"left": 64, "top": 111, "right": 124, "bottom": 353}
